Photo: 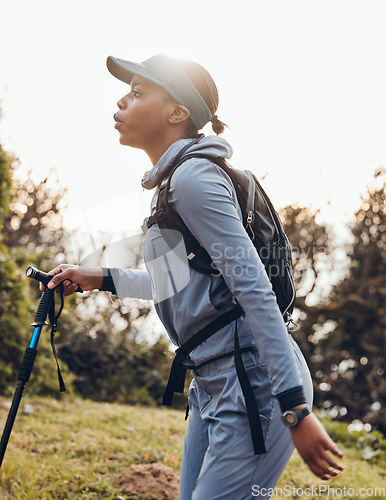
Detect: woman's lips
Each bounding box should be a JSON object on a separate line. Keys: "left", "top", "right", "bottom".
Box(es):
{"left": 114, "top": 113, "right": 121, "bottom": 129}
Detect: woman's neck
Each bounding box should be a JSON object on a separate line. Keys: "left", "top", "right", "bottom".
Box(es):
{"left": 145, "top": 130, "right": 189, "bottom": 166}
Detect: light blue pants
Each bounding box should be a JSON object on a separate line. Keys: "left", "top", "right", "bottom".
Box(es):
{"left": 179, "top": 336, "right": 314, "bottom": 500}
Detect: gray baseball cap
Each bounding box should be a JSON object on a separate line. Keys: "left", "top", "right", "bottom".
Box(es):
{"left": 106, "top": 53, "right": 213, "bottom": 130}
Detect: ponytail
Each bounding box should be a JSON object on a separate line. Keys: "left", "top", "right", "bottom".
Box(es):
{"left": 211, "top": 114, "right": 227, "bottom": 135}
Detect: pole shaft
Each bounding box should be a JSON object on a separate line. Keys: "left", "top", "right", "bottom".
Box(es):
{"left": 1, "top": 273, "right": 56, "bottom": 468}
{"left": 1, "top": 268, "right": 62, "bottom": 468}
{"left": 29, "top": 326, "right": 43, "bottom": 349}
{"left": 0, "top": 328, "right": 40, "bottom": 468}
{"left": 0, "top": 381, "right": 25, "bottom": 468}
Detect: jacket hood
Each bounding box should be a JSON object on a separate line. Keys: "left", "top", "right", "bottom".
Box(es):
{"left": 141, "top": 134, "right": 233, "bottom": 190}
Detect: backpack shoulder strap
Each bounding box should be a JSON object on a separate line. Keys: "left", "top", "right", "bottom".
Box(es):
{"left": 143, "top": 154, "right": 228, "bottom": 275}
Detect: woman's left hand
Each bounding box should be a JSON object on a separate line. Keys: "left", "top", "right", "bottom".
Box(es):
{"left": 289, "top": 412, "right": 346, "bottom": 481}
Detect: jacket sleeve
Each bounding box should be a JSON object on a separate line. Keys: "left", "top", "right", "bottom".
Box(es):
{"left": 168, "top": 158, "right": 306, "bottom": 408}
{"left": 100, "top": 267, "right": 153, "bottom": 300}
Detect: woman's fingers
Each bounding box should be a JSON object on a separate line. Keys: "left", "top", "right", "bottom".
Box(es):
{"left": 312, "top": 464, "right": 332, "bottom": 481}
{"left": 37, "top": 264, "right": 78, "bottom": 294}
{"left": 309, "top": 442, "right": 346, "bottom": 479}
{"left": 37, "top": 265, "right": 102, "bottom": 293}
{"left": 290, "top": 413, "right": 346, "bottom": 481}
{"left": 323, "top": 449, "right": 345, "bottom": 472}
{"left": 327, "top": 439, "right": 345, "bottom": 459}
{"left": 47, "top": 269, "right": 74, "bottom": 289}
{"left": 38, "top": 265, "right": 69, "bottom": 291}
{"left": 304, "top": 452, "right": 336, "bottom": 480}
{"left": 61, "top": 279, "right": 78, "bottom": 296}
{"left": 318, "top": 435, "right": 345, "bottom": 472}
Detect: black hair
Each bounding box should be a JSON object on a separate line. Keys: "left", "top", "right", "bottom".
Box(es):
{"left": 177, "top": 60, "right": 228, "bottom": 136}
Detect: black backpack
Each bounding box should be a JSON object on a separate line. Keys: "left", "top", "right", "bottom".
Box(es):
{"left": 143, "top": 152, "right": 297, "bottom": 456}
{"left": 144, "top": 153, "right": 296, "bottom": 323}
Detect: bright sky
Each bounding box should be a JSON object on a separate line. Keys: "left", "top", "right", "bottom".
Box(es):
{"left": 1, "top": 0, "right": 385, "bottom": 246}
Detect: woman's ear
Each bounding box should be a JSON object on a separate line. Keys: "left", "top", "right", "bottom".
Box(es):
{"left": 168, "top": 105, "right": 190, "bottom": 125}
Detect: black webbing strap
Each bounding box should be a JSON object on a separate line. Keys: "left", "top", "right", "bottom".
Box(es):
{"left": 48, "top": 286, "right": 66, "bottom": 392}
{"left": 162, "top": 303, "right": 245, "bottom": 406}
{"left": 146, "top": 208, "right": 166, "bottom": 229}
{"left": 234, "top": 319, "right": 266, "bottom": 455}
{"left": 189, "top": 345, "right": 256, "bottom": 372}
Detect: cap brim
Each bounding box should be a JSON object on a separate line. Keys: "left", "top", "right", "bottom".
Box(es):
{"left": 107, "top": 56, "right": 162, "bottom": 86}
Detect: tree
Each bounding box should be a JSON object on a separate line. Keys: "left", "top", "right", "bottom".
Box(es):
{"left": 1, "top": 157, "right": 176, "bottom": 406}
{"left": 284, "top": 170, "right": 385, "bottom": 433}
{"left": 1, "top": 163, "right": 167, "bottom": 404}
{"left": 2, "top": 168, "right": 68, "bottom": 272}
{"left": 0, "top": 151, "right": 75, "bottom": 396}
{"left": 56, "top": 302, "right": 176, "bottom": 406}
{"left": 279, "top": 203, "right": 331, "bottom": 302}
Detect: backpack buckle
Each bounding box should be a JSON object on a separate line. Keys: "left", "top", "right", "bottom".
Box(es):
{"left": 155, "top": 208, "right": 166, "bottom": 222}
{"left": 142, "top": 208, "right": 167, "bottom": 233}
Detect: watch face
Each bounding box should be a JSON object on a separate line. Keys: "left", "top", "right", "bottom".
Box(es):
{"left": 285, "top": 412, "right": 297, "bottom": 425}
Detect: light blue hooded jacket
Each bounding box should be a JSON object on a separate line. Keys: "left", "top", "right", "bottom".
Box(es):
{"left": 109, "top": 134, "right": 306, "bottom": 407}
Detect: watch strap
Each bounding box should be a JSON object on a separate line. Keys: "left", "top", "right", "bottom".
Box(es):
{"left": 282, "top": 405, "right": 311, "bottom": 427}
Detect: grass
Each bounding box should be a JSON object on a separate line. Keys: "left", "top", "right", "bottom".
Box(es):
{"left": 0, "top": 396, "right": 385, "bottom": 499}
{"left": 0, "top": 397, "right": 186, "bottom": 499}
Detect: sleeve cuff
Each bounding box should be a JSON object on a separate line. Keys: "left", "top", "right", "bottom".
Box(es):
{"left": 276, "top": 385, "right": 307, "bottom": 412}
{"left": 99, "top": 268, "right": 119, "bottom": 294}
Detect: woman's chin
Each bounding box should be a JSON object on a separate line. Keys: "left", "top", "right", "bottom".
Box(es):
{"left": 118, "top": 136, "right": 142, "bottom": 150}
{"left": 118, "top": 135, "right": 131, "bottom": 146}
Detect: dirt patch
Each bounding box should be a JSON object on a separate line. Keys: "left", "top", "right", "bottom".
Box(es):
{"left": 116, "top": 463, "right": 180, "bottom": 499}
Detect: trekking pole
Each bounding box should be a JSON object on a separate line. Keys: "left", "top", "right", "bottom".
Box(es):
{"left": 0, "top": 266, "right": 80, "bottom": 468}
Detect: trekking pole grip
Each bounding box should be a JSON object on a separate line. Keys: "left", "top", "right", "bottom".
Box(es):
{"left": 31, "top": 285, "right": 55, "bottom": 327}
{"left": 26, "top": 265, "right": 83, "bottom": 294}
{"left": 26, "top": 266, "right": 57, "bottom": 326}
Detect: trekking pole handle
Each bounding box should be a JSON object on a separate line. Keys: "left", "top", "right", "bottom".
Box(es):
{"left": 26, "top": 265, "right": 83, "bottom": 326}
{"left": 26, "top": 265, "right": 83, "bottom": 293}
{"left": 26, "top": 265, "right": 53, "bottom": 287}
{"left": 26, "top": 267, "right": 56, "bottom": 327}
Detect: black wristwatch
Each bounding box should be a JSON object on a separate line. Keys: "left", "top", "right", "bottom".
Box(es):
{"left": 281, "top": 405, "right": 312, "bottom": 427}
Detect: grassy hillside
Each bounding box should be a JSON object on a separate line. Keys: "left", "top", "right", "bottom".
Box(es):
{"left": 0, "top": 396, "right": 385, "bottom": 499}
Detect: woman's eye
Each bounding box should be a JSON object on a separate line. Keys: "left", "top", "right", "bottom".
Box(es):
{"left": 132, "top": 90, "right": 140, "bottom": 98}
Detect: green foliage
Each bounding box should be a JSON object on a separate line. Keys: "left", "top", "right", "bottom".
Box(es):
{"left": 321, "top": 418, "right": 386, "bottom": 465}
{"left": 0, "top": 146, "right": 175, "bottom": 407}
{"left": 2, "top": 169, "right": 67, "bottom": 257}
{"left": 0, "top": 246, "right": 75, "bottom": 399}
{"left": 56, "top": 299, "right": 177, "bottom": 407}
{"left": 0, "top": 147, "right": 74, "bottom": 398}
{"left": 0, "top": 248, "right": 35, "bottom": 395}
{"left": 0, "top": 148, "right": 37, "bottom": 395}
{"left": 0, "top": 146, "right": 14, "bottom": 222}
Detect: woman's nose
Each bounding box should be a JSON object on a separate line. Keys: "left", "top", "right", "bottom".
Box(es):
{"left": 117, "top": 96, "right": 126, "bottom": 110}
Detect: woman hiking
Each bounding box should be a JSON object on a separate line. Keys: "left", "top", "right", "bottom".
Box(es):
{"left": 43, "top": 53, "right": 345, "bottom": 499}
